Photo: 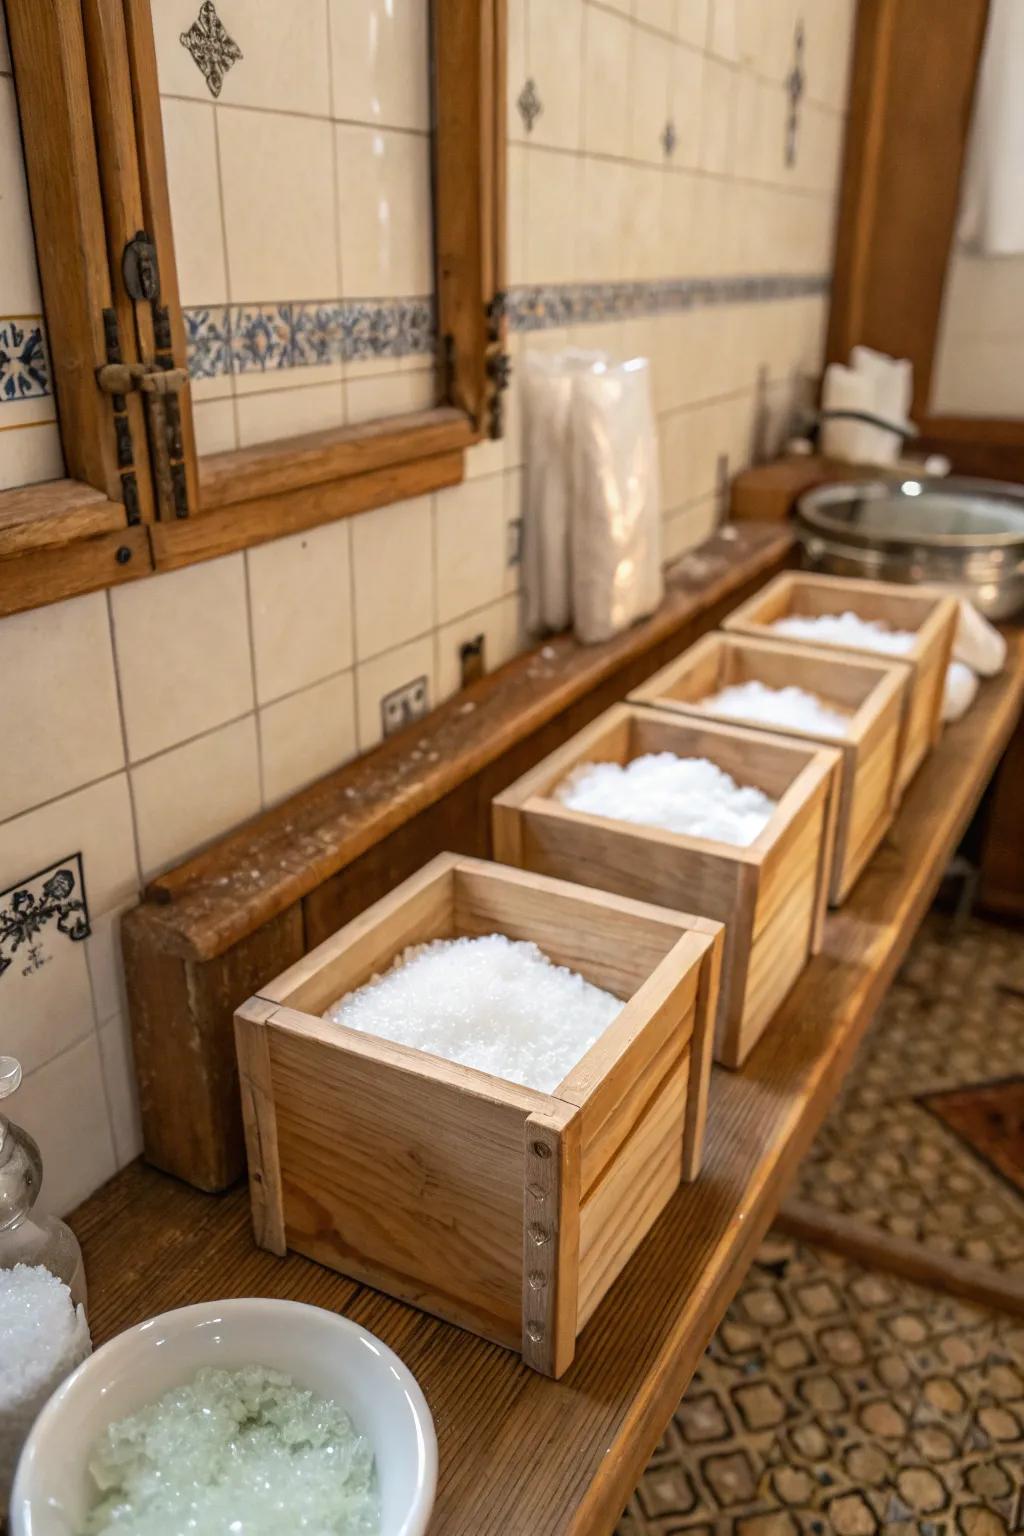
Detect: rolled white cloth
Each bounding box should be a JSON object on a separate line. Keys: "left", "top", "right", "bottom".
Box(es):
{"left": 954, "top": 598, "right": 1006, "bottom": 677}
{"left": 943, "top": 661, "right": 980, "bottom": 723}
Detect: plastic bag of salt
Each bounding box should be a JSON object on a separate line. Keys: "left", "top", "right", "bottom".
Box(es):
{"left": 570, "top": 358, "right": 663, "bottom": 645}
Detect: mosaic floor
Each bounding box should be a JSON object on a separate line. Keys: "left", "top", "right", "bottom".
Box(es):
{"left": 792, "top": 913, "right": 1024, "bottom": 1278}
{"left": 621, "top": 915, "right": 1024, "bottom": 1534}
{"left": 618, "top": 1236, "right": 1024, "bottom": 1535}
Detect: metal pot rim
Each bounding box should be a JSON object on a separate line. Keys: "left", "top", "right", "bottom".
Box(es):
{"left": 796, "top": 475, "right": 1024, "bottom": 553}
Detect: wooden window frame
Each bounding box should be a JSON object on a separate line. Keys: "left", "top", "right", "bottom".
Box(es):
{"left": 827, "top": 0, "right": 1024, "bottom": 478}
{"left": 0, "top": 0, "right": 506, "bottom": 615}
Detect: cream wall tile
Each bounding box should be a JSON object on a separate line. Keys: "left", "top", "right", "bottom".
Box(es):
{"left": 463, "top": 433, "right": 505, "bottom": 481}
{"left": 131, "top": 716, "right": 261, "bottom": 880}
{"left": 630, "top": 25, "right": 672, "bottom": 165}
{"left": 351, "top": 494, "right": 434, "bottom": 661}
{"left": 661, "top": 170, "right": 699, "bottom": 277}
{"left": 345, "top": 368, "right": 435, "bottom": 424}
{"left": 247, "top": 520, "right": 353, "bottom": 705}
{"left": 355, "top": 635, "right": 435, "bottom": 752}
{"left": 193, "top": 399, "right": 238, "bottom": 456}
{"left": 218, "top": 109, "right": 338, "bottom": 303}
{"left": 329, "top": 0, "right": 430, "bottom": 131}
{"left": 98, "top": 1012, "right": 143, "bottom": 1169}
{"left": 3, "top": 939, "right": 94, "bottom": 1079}
{"left": 153, "top": 0, "right": 330, "bottom": 115}
{"left": 634, "top": 0, "right": 676, "bottom": 33}
{"left": 621, "top": 166, "right": 665, "bottom": 281}
{"left": 0, "top": 774, "right": 138, "bottom": 918}
{"left": 0, "top": 77, "right": 44, "bottom": 313}
{"left": 528, "top": 0, "right": 584, "bottom": 153}
{"left": 0, "top": 593, "right": 123, "bottom": 821}
{"left": 582, "top": 5, "right": 631, "bottom": 158}
{"left": 668, "top": 43, "right": 703, "bottom": 170}
{"left": 85, "top": 904, "right": 132, "bottom": 1028}
{"left": 699, "top": 58, "right": 736, "bottom": 173}
{"left": 435, "top": 594, "right": 523, "bottom": 703}
{"left": 664, "top": 494, "right": 719, "bottom": 560}
{"left": 507, "top": 0, "right": 528, "bottom": 145}
{"left": 708, "top": 0, "right": 739, "bottom": 60}
{"left": 576, "top": 156, "right": 625, "bottom": 284}
{"left": 336, "top": 125, "right": 433, "bottom": 298}
{"left": 525, "top": 149, "right": 578, "bottom": 285}
{"left": 435, "top": 474, "right": 510, "bottom": 625}
{"left": 506, "top": 142, "right": 528, "bottom": 287}
{"left": 162, "top": 99, "right": 227, "bottom": 308}
{"left": 235, "top": 382, "right": 345, "bottom": 447}
{"left": 259, "top": 671, "right": 357, "bottom": 805}
{"left": 16, "top": 1035, "right": 116, "bottom": 1217}
{"left": 675, "top": 0, "right": 709, "bottom": 48}
{"left": 111, "top": 555, "right": 253, "bottom": 762}
{"left": 0, "top": 422, "right": 63, "bottom": 491}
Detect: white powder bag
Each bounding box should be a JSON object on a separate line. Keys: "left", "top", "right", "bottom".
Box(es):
{"left": 325, "top": 934, "right": 621, "bottom": 1094}
{"left": 554, "top": 753, "right": 776, "bottom": 847}
{"left": 571, "top": 358, "right": 663, "bottom": 645}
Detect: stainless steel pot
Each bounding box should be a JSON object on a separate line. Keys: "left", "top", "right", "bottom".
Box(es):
{"left": 794, "top": 475, "right": 1024, "bottom": 619}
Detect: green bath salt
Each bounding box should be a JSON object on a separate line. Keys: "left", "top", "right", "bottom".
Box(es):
{"left": 81, "top": 1364, "right": 378, "bottom": 1536}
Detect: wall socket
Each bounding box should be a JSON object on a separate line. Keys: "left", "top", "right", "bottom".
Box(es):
{"left": 380, "top": 675, "right": 430, "bottom": 738}
{"left": 459, "top": 633, "right": 485, "bottom": 689}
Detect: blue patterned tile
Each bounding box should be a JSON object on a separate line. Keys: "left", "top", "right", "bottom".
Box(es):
{"left": 291, "top": 304, "right": 344, "bottom": 368}
{"left": 230, "top": 303, "right": 294, "bottom": 374}
{"left": 183, "top": 305, "right": 232, "bottom": 381}
{"left": 0, "top": 319, "right": 52, "bottom": 403}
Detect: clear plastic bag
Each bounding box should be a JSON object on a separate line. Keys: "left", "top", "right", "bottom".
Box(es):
{"left": 570, "top": 358, "right": 663, "bottom": 644}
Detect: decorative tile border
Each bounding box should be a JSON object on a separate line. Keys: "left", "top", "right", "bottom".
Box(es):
{"left": 0, "top": 318, "right": 53, "bottom": 403}
{"left": 183, "top": 276, "right": 830, "bottom": 381}
{"left": 506, "top": 272, "right": 831, "bottom": 332}
{"left": 184, "top": 297, "right": 436, "bottom": 381}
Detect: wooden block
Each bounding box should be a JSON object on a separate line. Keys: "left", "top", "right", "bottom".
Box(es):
{"left": 493, "top": 703, "right": 837, "bottom": 1068}
{"left": 724, "top": 571, "right": 958, "bottom": 791}
{"left": 238, "top": 854, "right": 720, "bottom": 1376}
{"left": 629, "top": 633, "right": 908, "bottom": 907}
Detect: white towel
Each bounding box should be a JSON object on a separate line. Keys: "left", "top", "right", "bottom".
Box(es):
{"left": 820, "top": 363, "right": 890, "bottom": 465}
{"left": 850, "top": 345, "right": 913, "bottom": 451}
{"left": 958, "top": 0, "right": 1024, "bottom": 256}
{"left": 954, "top": 598, "right": 1007, "bottom": 676}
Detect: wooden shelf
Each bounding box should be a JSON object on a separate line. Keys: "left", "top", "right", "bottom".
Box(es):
{"left": 71, "top": 637, "right": 1024, "bottom": 1536}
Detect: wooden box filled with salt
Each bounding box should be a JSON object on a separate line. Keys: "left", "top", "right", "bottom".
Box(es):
{"left": 630, "top": 632, "right": 908, "bottom": 906}
{"left": 722, "top": 572, "right": 958, "bottom": 792}
{"left": 493, "top": 703, "right": 839, "bottom": 1070}
{"left": 234, "top": 852, "right": 722, "bottom": 1378}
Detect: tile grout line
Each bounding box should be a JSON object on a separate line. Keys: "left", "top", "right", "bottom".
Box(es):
{"left": 103, "top": 589, "right": 146, "bottom": 901}
{"left": 240, "top": 550, "right": 266, "bottom": 809}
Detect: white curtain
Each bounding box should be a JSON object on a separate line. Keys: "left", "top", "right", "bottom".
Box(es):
{"left": 957, "top": 0, "right": 1024, "bottom": 256}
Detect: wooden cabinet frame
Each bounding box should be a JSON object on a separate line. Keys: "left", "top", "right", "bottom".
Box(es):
{"left": 0, "top": 0, "right": 506, "bottom": 615}
{"left": 827, "top": 0, "right": 1024, "bottom": 478}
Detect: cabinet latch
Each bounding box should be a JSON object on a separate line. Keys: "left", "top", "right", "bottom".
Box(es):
{"left": 96, "top": 361, "right": 190, "bottom": 397}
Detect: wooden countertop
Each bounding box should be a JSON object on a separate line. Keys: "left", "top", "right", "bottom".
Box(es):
{"left": 71, "top": 636, "right": 1024, "bottom": 1536}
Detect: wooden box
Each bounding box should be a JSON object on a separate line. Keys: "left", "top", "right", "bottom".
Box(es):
{"left": 493, "top": 704, "right": 840, "bottom": 1069}
{"left": 630, "top": 633, "right": 909, "bottom": 905}
{"left": 723, "top": 572, "right": 958, "bottom": 791}
{"left": 234, "top": 852, "right": 722, "bottom": 1378}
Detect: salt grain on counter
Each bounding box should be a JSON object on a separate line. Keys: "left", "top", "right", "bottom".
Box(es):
{"left": 325, "top": 935, "right": 621, "bottom": 1093}
{"left": 769, "top": 609, "right": 916, "bottom": 656}
{"left": 699, "top": 680, "right": 851, "bottom": 737}
{"left": 554, "top": 753, "right": 776, "bottom": 847}
{"left": 1, "top": 1263, "right": 91, "bottom": 1503}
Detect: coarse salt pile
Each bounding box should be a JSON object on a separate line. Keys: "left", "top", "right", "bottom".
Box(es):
{"left": 82, "top": 1365, "right": 377, "bottom": 1536}
{"left": 325, "top": 934, "right": 621, "bottom": 1093}
{"left": 699, "top": 680, "right": 851, "bottom": 737}
{"left": 554, "top": 752, "right": 776, "bottom": 847}
{"left": 769, "top": 609, "right": 917, "bottom": 656}
{"left": 0, "top": 1263, "right": 91, "bottom": 1505}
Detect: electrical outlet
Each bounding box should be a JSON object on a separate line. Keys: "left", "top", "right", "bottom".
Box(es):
{"left": 459, "top": 633, "right": 485, "bottom": 689}
{"left": 506, "top": 516, "right": 523, "bottom": 568}
{"left": 381, "top": 675, "right": 430, "bottom": 738}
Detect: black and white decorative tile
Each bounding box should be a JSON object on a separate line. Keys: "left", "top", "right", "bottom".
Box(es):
{"left": 0, "top": 854, "right": 90, "bottom": 981}
{"left": 180, "top": 0, "right": 243, "bottom": 99}
{"left": 0, "top": 318, "right": 52, "bottom": 403}
{"left": 182, "top": 297, "right": 437, "bottom": 382}
{"left": 505, "top": 272, "right": 830, "bottom": 333}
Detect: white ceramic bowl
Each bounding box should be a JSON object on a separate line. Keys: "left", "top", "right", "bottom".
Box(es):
{"left": 11, "top": 1297, "right": 437, "bottom": 1536}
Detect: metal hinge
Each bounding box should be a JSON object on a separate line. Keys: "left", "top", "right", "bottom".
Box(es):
{"left": 485, "top": 289, "right": 511, "bottom": 440}
{"left": 97, "top": 361, "right": 189, "bottom": 396}
{"left": 101, "top": 308, "right": 142, "bottom": 526}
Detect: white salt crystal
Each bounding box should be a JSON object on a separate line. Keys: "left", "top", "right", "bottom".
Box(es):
{"left": 82, "top": 1364, "right": 377, "bottom": 1536}
{"left": 324, "top": 934, "right": 621, "bottom": 1093}
{"left": 1, "top": 1263, "right": 91, "bottom": 1504}
{"left": 699, "top": 680, "right": 851, "bottom": 737}
{"left": 554, "top": 753, "right": 776, "bottom": 847}
{"left": 769, "top": 609, "right": 917, "bottom": 656}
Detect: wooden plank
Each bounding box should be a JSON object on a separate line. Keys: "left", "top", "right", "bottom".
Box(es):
{"left": 137, "top": 526, "right": 794, "bottom": 962}
{"left": 72, "top": 638, "right": 1024, "bottom": 1536}
{"left": 4, "top": 0, "right": 122, "bottom": 500}
{"left": 233, "top": 998, "right": 286, "bottom": 1257}
{"left": 777, "top": 1198, "right": 1024, "bottom": 1319}
{"left": 199, "top": 410, "right": 475, "bottom": 509}
{"left": 150, "top": 450, "right": 465, "bottom": 570}
{"left": 522, "top": 1104, "right": 581, "bottom": 1377}
{"left": 0, "top": 481, "right": 121, "bottom": 551}
{"left": 0, "top": 524, "right": 153, "bottom": 619}
{"left": 978, "top": 707, "right": 1024, "bottom": 919}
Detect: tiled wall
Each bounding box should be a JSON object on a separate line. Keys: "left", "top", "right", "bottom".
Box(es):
{"left": 154, "top": 0, "right": 438, "bottom": 455}
{"left": 931, "top": 250, "right": 1024, "bottom": 418}
{"left": 0, "top": 5, "right": 63, "bottom": 489}
{"left": 1, "top": 0, "right": 855, "bottom": 1216}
